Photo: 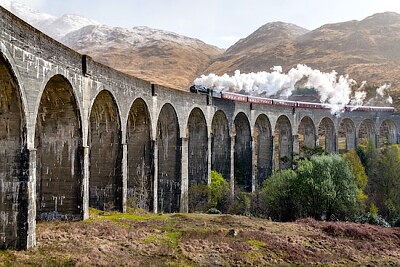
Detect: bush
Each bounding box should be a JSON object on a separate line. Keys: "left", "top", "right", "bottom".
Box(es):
{"left": 229, "top": 191, "right": 251, "bottom": 216}
{"left": 206, "top": 208, "right": 221, "bottom": 214}
{"left": 354, "top": 213, "right": 391, "bottom": 227}
{"left": 188, "top": 184, "right": 210, "bottom": 212}
{"left": 261, "top": 169, "right": 299, "bottom": 221}
{"left": 210, "top": 171, "right": 231, "bottom": 213}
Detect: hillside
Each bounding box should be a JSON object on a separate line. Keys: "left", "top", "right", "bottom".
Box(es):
{"left": 206, "top": 12, "right": 400, "bottom": 107}
{"left": 2, "top": 210, "right": 400, "bottom": 266}
{"left": 62, "top": 25, "right": 223, "bottom": 90}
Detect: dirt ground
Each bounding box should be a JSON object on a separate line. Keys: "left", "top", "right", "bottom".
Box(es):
{"left": 1, "top": 210, "right": 400, "bottom": 266}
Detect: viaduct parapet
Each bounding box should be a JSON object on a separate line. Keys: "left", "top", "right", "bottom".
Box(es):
{"left": 1, "top": 7, "right": 399, "bottom": 249}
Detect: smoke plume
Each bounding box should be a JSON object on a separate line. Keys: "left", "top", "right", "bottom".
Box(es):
{"left": 194, "top": 64, "right": 392, "bottom": 115}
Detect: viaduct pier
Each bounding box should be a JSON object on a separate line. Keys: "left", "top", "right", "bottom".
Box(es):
{"left": 0, "top": 7, "right": 399, "bottom": 249}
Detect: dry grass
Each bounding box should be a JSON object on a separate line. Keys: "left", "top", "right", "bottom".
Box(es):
{"left": 1, "top": 210, "right": 400, "bottom": 266}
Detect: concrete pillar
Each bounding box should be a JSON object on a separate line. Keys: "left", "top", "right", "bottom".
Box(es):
{"left": 207, "top": 136, "right": 212, "bottom": 185}
{"left": 82, "top": 146, "right": 90, "bottom": 220}
{"left": 27, "top": 148, "right": 37, "bottom": 248}
{"left": 292, "top": 134, "right": 299, "bottom": 157}
{"left": 122, "top": 143, "right": 128, "bottom": 213}
{"left": 230, "top": 136, "right": 235, "bottom": 197}
{"left": 271, "top": 135, "right": 275, "bottom": 172}
{"left": 153, "top": 140, "right": 158, "bottom": 214}
{"left": 180, "top": 137, "right": 189, "bottom": 213}
{"left": 251, "top": 137, "right": 256, "bottom": 192}
{"left": 375, "top": 134, "right": 380, "bottom": 148}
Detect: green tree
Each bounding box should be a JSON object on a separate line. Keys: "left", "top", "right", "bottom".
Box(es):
{"left": 210, "top": 171, "right": 231, "bottom": 212}
{"left": 261, "top": 169, "right": 300, "bottom": 221}
{"left": 343, "top": 149, "right": 368, "bottom": 213}
{"left": 368, "top": 145, "right": 400, "bottom": 220}
{"left": 297, "top": 155, "right": 358, "bottom": 220}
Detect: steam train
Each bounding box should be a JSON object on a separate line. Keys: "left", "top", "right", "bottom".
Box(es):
{"left": 190, "top": 85, "right": 395, "bottom": 113}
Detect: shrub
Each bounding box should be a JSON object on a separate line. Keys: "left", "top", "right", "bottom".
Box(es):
{"left": 188, "top": 184, "right": 210, "bottom": 212}
{"left": 261, "top": 169, "right": 299, "bottom": 221}
{"left": 210, "top": 171, "right": 231, "bottom": 213}
{"left": 229, "top": 191, "right": 251, "bottom": 216}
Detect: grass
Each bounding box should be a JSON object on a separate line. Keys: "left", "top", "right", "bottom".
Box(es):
{"left": 1, "top": 210, "right": 400, "bottom": 266}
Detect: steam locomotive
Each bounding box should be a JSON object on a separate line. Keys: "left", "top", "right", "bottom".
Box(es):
{"left": 190, "top": 85, "right": 394, "bottom": 113}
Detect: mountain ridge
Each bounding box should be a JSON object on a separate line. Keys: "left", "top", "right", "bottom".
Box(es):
{"left": 2, "top": 1, "right": 400, "bottom": 106}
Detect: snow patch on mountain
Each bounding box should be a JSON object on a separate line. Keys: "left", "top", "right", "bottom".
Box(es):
{"left": 0, "top": 0, "right": 99, "bottom": 39}
{"left": 62, "top": 25, "right": 210, "bottom": 49}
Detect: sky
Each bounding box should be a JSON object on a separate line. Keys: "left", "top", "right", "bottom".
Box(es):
{"left": 15, "top": 0, "right": 400, "bottom": 48}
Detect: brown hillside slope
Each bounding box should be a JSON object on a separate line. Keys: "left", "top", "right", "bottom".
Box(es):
{"left": 206, "top": 12, "right": 400, "bottom": 107}
{"left": 2, "top": 211, "right": 400, "bottom": 266}
{"left": 62, "top": 25, "right": 223, "bottom": 90}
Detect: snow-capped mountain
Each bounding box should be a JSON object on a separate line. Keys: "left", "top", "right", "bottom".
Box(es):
{"left": 0, "top": 0, "right": 99, "bottom": 39}
{"left": 61, "top": 25, "right": 212, "bottom": 50}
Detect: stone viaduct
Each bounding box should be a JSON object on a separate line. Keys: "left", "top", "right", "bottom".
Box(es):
{"left": 1, "top": 7, "right": 400, "bottom": 249}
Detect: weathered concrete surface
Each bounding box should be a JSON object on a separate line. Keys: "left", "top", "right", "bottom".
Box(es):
{"left": 1, "top": 6, "right": 400, "bottom": 249}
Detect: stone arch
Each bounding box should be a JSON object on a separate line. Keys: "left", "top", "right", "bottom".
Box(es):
{"left": 35, "top": 74, "right": 82, "bottom": 220}
{"left": 298, "top": 116, "right": 316, "bottom": 157}
{"left": 274, "top": 115, "right": 293, "bottom": 170}
{"left": 358, "top": 119, "right": 376, "bottom": 146}
{"left": 233, "top": 112, "right": 252, "bottom": 192}
{"left": 126, "top": 98, "right": 153, "bottom": 211}
{"left": 338, "top": 118, "right": 356, "bottom": 152}
{"left": 211, "top": 110, "right": 230, "bottom": 181}
{"left": 379, "top": 119, "right": 397, "bottom": 146}
{"left": 187, "top": 108, "right": 208, "bottom": 212}
{"left": 253, "top": 114, "right": 272, "bottom": 186}
{"left": 318, "top": 117, "right": 336, "bottom": 153}
{"left": 157, "top": 103, "right": 181, "bottom": 213}
{"left": 89, "top": 90, "right": 122, "bottom": 211}
{"left": 0, "top": 53, "right": 28, "bottom": 249}
{"left": 187, "top": 108, "right": 208, "bottom": 186}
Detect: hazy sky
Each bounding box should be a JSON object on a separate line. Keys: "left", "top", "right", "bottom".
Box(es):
{"left": 16, "top": 0, "right": 400, "bottom": 48}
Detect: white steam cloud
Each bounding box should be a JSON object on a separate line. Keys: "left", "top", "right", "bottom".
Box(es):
{"left": 194, "top": 64, "right": 392, "bottom": 115}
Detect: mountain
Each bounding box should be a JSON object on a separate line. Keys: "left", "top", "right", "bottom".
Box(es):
{"left": 0, "top": 1, "right": 222, "bottom": 90}
{"left": 205, "top": 12, "right": 400, "bottom": 107}
{"left": 0, "top": 0, "right": 99, "bottom": 39}
{"left": 2, "top": 1, "right": 400, "bottom": 106}
{"left": 61, "top": 25, "right": 223, "bottom": 89}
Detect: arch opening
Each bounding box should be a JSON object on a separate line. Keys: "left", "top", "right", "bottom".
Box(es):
{"left": 127, "top": 98, "right": 153, "bottom": 211}
{"left": 0, "top": 55, "right": 27, "bottom": 249}
{"left": 318, "top": 117, "right": 336, "bottom": 153}
{"left": 187, "top": 108, "right": 208, "bottom": 212}
{"left": 211, "top": 111, "right": 230, "bottom": 181}
{"left": 274, "top": 116, "right": 293, "bottom": 170}
{"left": 35, "top": 75, "right": 82, "bottom": 221}
{"left": 358, "top": 119, "right": 376, "bottom": 146}
{"left": 157, "top": 104, "right": 181, "bottom": 213}
{"left": 89, "top": 91, "right": 122, "bottom": 211}
{"left": 379, "top": 120, "right": 397, "bottom": 146}
{"left": 338, "top": 118, "right": 356, "bottom": 152}
{"left": 234, "top": 113, "right": 252, "bottom": 192}
{"left": 298, "top": 116, "right": 316, "bottom": 157}
{"left": 253, "top": 114, "right": 272, "bottom": 187}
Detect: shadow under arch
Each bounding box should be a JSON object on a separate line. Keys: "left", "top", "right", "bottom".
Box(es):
{"left": 126, "top": 98, "right": 153, "bottom": 211}
{"left": 379, "top": 119, "right": 397, "bottom": 146}
{"left": 338, "top": 118, "right": 356, "bottom": 152}
{"left": 254, "top": 114, "right": 272, "bottom": 187}
{"left": 0, "top": 53, "right": 28, "bottom": 249}
{"left": 298, "top": 116, "right": 316, "bottom": 157}
{"left": 156, "top": 103, "right": 181, "bottom": 213}
{"left": 318, "top": 117, "right": 336, "bottom": 153}
{"left": 89, "top": 90, "right": 123, "bottom": 211}
{"left": 233, "top": 112, "right": 252, "bottom": 192}
{"left": 274, "top": 115, "right": 293, "bottom": 170}
{"left": 211, "top": 110, "right": 230, "bottom": 181}
{"left": 35, "top": 74, "right": 83, "bottom": 221}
